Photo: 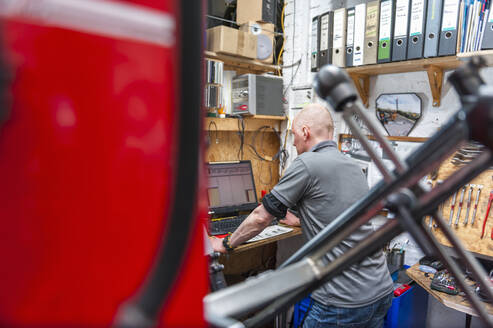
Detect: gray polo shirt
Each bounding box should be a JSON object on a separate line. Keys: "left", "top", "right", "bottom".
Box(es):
{"left": 271, "top": 140, "right": 393, "bottom": 308}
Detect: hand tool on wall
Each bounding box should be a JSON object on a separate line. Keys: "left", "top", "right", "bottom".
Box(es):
{"left": 471, "top": 185, "right": 483, "bottom": 225}
{"left": 426, "top": 179, "right": 434, "bottom": 229}
{"left": 454, "top": 185, "right": 467, "bottom": 227}
{"left": 480, "top": 189, "right": 493, "bottom": 238}
{"left": 463, "top": 184, "right": 474, "bottom": 225}
{"left": 449, "top": 190, "right": 458, "bottom": 225}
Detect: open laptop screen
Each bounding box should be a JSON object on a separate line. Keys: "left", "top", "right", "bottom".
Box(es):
{"left": 206, "top": 161, "right": 258, "bottom": 215}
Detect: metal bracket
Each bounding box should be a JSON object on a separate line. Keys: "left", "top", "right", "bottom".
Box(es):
{"left": 426, "top": 65, "right": 444, "bottom": 107}
{"left": 349, "top": 73, "right": 369, "bottom": 108}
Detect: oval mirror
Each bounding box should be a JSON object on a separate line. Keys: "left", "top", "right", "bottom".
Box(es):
{"left": 376, "top": 93, "right": 422, "bottom": 136}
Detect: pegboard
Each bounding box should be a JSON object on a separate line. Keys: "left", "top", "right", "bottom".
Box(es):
{"left": 429, "top": 157, "right": 493, "bottom": 258}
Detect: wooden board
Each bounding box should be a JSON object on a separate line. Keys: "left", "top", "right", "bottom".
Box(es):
{"left": 205, "top": 50, "right": 280, "bottom": 74}
{"left": 231, "top": 226, "right": 302, "bottom": 254}
{"left": 429, "top": 157, "right": 493, "bottom": 258}
{"left": 346, "top": 56, "right": 461, "bottom": 76}
{"left": 407, "top": 263, "right": 493, "bottom": 316}
{"left": 205, "top": 116, "right": 285, "bottom": 132}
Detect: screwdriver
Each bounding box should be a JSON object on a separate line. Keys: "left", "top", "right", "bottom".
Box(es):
{"left": 481, "top": 190, "right": 493, "bottom": 239}
{"left": 471, "top": 185, "right": 483, "bottom": 225}
{"left": 454, "top": 185, "right": 467, "bottom": 227}
{"left": 449, "top": 190, "right": 458, "bottom": 226}
{"left": 463, "top": 184, "right": 474, "bottom": 225}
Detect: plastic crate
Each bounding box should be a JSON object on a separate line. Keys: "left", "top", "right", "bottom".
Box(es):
{"left": 293, "top": 295, "right": 312, "bottom": 328}
{"left": 384, "top": 284, "right": 428, "bottom": 328}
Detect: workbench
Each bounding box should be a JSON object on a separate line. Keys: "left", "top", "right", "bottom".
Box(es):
{"left": 406, "top": 263, "right": 493, "bottom": 327}
{"left": 219, "top": 226, "right": 303, "bottom": 285}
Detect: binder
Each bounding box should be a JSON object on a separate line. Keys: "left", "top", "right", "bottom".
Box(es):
{"left": 481, "top": 5, "right": 493, "bottom": 49}
{"left": 353, "top": 3, "right": 366, "bottom": 66}
{"left": 311, "top": 16, "right": 320, "bottom": 72}
{"left": 318, "top": 11, "right": 334, "bottom": 67}
{"left": 378, "top": 0, "right": 395, "bottom": 63}
{"left": 332, "top": 8, "right": 347, "bottom": 67}
{"left": 364, "top": 1, "right": 380, "bottom": 64}
{"left": 346, "top": 7, "right": 356, "bottom": 67}
{"left": 392, "top": 0, "right": 411, "bottom": 61}
{"left": 423, "top": 0, "right": 443, "bottom": 57}
{"left": 438, "top": 0, "right": 460, "bottom": 56}
{"left": 408, "top": 0, "right": 428, "bottom": 59}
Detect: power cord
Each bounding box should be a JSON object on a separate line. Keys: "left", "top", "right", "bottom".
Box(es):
{"left": 248, "top": 125, "right": 289, "bottom": 185}
{"left": 208, "top": 120, "right": 219, "bottom": 145}
{"left": 230, "top": 115, "right": 245, "bottom": 160}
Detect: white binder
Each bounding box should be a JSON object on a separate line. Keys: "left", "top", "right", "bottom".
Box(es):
{"left": 332, "top": 8, "right": 347, "bottom": 67}
{"left": 353, "top": 3, "right": 367, "bottom": 66}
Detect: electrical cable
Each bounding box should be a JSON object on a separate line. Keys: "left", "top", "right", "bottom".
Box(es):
{"left": 231, "top": 115, "right": 245, "bottom": 160}
{"left": 276, "top": 2, "right": 286, "bottom": 75}
{"left": 208, "top": 120, "right": 219, "bottom": 145}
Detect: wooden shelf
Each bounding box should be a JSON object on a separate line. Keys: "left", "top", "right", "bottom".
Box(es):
{"left": 205, "top": 51, "right": 280, "bottom": 74}
{"left": 457, "top": 50, "right": 493, "bottom": 65}
{"left": 205, "top": 115, "right": 286, "bottom": 132}
{"left": 345, "top": 56, "right": 462, "bottom": 108}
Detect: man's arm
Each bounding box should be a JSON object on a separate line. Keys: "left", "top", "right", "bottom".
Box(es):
{"left": 210, "top": 204, "right": 275, "bottom": 253}
{"left": 279, "top": 210, "right": 301, "bottom": 226}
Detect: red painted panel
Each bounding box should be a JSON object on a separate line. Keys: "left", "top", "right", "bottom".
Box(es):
{"left": 0, "top": 1, "right": 206, "bottom": 326}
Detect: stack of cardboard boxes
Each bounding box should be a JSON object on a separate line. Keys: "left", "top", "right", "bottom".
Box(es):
{"left": 206, "top": 0, "right": 276, "bottom": 64}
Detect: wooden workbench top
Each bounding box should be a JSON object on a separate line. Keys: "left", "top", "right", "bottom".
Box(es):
{"left": 231, "top": 226, "right": 303, "bottom": 254}
{"left": 406, "top": 263, "right": 493, "bottom": 316}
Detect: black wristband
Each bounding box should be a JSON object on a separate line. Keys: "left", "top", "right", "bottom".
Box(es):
{"left": 222, "top": 234, "right": 235, "bottom": 252}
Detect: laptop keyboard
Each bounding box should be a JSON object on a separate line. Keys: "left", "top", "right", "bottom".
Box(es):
{"left": 209, "top": 214, "right": 249, "bottom": 236}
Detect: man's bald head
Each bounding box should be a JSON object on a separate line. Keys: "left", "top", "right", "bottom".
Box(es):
{"left": 293, "top": 104, "right": 334, "bottom": 139}
{"left": 291, "top": 104, "right": 334, "bottom": 155}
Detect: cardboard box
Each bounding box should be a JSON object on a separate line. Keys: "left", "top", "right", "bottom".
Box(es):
{"left": 206, "top": 26, "right": 256, "bottom": 59}
{"left": 237, "top": 0, "right": 277, "bottom": 25}
{"left": 239, "top": 21, "right": 275, "bottom": 63}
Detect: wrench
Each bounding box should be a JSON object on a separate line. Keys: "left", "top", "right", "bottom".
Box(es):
{"left": 463, "top": 184, "right": 474, "bottom": 225}
{"left": 454, "top": 185, "right": 467, "bottom": 227}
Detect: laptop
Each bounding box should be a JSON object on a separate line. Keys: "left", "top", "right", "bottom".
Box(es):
{"left": 206, "top": 161, "right": 258, "bottom": 235}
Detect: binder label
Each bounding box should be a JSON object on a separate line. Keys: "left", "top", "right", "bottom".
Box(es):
{"left": 320, "top": 14, "right": 329, "bottom": 51}
{"left": 395, "top": 0, "right": 410, "bottom": 37}
{"left": 366, "top": 4, "right": 379, "bottom": 38}
{"left": 347, "top": 9, "right": 355, "bottom": 46}
{"left": 489, "top": 6, "right": 493, "bottom": 23}
{"left": 441, "top": 0, "right": 459, "bottom": 31}
{"left": 410, "top": 0, "right": 425, "bottom": 35}
{"left": 379, "top": 0, "right": 393, "bottom": 41}
{"left": 334, "top": 10, "right": 345, "bottom": 48}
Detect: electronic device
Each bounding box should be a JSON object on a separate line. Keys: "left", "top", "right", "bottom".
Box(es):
{"left": 210, "top": 214, "right": 249, "bottom": 236}
{"left": 207, "top": 161, "right": 258, "bottom": 216}
{"left": 231, "top": 74, "right": 284, "bottom": 116}
{"left": 207, "top": 161, "right": 259, "bottom": 235}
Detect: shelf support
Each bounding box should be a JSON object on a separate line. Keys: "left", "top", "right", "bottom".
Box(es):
{"left": 426, "top": 65, "right": 444, "bottom": 107}
{"left": 350, "top": 73, "right": 370, "bottom": 108}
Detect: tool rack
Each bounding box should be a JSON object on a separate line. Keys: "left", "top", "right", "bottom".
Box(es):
{"left": 431, "top": 155, "right": 493, "bottom": 258}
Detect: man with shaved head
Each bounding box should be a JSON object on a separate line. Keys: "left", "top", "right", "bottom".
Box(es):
{"left": 211, "top": 104, "right": 393, "bottom": 327}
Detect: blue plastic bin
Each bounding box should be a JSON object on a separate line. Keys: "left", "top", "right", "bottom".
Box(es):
{"left": 384, "top": 284, "right": 428, "bottom": 328}
{"left": 293, "top": 295, "right": 312, "bottom": 328}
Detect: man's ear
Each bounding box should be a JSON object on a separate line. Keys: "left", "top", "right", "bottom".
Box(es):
{"left": 302, "top": 126, "right": 309, "bottom": 140}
